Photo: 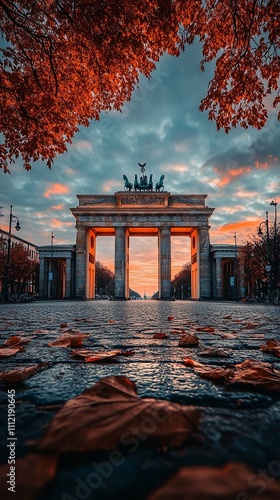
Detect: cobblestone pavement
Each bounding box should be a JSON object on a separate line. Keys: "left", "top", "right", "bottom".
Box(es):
{"left": 0, "top": 300, "right": 280, "bottom": 499}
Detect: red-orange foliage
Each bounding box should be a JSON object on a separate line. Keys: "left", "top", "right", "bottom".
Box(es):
{"left": 0, "top": 1, "right": 279, "bottom": 173}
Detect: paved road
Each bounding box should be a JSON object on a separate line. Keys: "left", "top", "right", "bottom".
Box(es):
{"left": 0, "top": 300, "right": 280, "bottom": 499}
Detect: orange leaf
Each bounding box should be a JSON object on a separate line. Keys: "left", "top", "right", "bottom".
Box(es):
{"left": 167, "top": 316, "right": 174, "bottom": 321}
{"left": 195, "top": 326, "right": 215, "bottom": 333}
{"left": 178, "top": 334, "right": 199, "bottom": 347}
{"left": 260, "top": 339, "right": 280, "bottom": 358}
{"left": 0, "top": 363, "right": 48, "bottom": 384}
{"left": 153, "top": 332, "right": 168, "bottom": 339}
{"left": 0, "top": 347, "right": 23, "bottom": 357}
{"left": 148, "top": 462, "right": 280, "bottom": 500}
{"left": 184, "top": 358, "right": 280, "bottom": 391}
{"left": 85, "top": 351, "right": 121, "bottom": 363}
{"left": 38, "top": 375, "right": 201, "bottom": 453}
{"left": 198, "top": 347, "right": 232, "bottom": 357}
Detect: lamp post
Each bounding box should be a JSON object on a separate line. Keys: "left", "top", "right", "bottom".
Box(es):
{"left": 49, "top": 232, "right": 54, "bottom": 299}
{"left": 270, "top": 199, "right": 277, "bottom": 241}
{"left": 234, "top": 232, "right": 238, "bottom": 301}
{"left": 258, "top": 211, "right": 271, "bottom": 300}
{"left": 4, "top": 205, "right": 21, "bottom": 302}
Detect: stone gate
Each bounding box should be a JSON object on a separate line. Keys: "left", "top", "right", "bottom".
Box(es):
{"left": 70, "top": 190, "right": 215, "bottom": 300}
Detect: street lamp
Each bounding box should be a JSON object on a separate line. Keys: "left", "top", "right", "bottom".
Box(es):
{"left": 270, "top": 199, "right": 277, "bottom": 240}
{"left": 257, "top": 211, "right": 271, "bottom": 300}
{"left": 4, "top": 205, "right": 21, "bottom": 302}
{"left": 234, "top": 232, "right": 238, "bottom": 301}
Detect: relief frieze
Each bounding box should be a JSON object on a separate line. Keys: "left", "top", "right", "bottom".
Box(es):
{"left": 118, "top": 194, "right": 167, "bottom": 206}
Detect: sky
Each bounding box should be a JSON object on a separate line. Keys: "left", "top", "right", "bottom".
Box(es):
{"left": 0, "top": 41, "right": 279, "bottom": 296}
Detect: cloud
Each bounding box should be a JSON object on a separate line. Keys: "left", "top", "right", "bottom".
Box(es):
{"left": 44, "top": 183, "right": 70, "bottom": 198}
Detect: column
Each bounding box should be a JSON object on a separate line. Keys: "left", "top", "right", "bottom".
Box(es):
{"left": 199, "top": 226, "right": 212, "bottom": 299}
{"left": 38, "top": 255, "right": 46, "bottom": 298}
{"left": 158, "top": 227, "right": 171, "bottom": 299}
{"left": 75, "top": 227, "right": 87, "bottom": 298}
{"left": 86, "top": 229, "right": 96, "bottom": 299}
{"left": 65, "top": 257, "right": 72, "bottom": 299}
{"left": 114, "top": 227, "right": 127, "bottom": 299}
{"left": 191, "top": 229, "right": 199, "bottom": 299}
{"left": 215, "top": 257, "right": 223, "bottom": 299}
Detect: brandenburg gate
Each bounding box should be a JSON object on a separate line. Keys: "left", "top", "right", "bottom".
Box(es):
{"left": 70, "top": 172, "right": 215, "bottom": 300}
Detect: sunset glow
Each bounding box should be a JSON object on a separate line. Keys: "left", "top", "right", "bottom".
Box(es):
{"left": 1, "top": 43, "right": 278, "bottom": 298}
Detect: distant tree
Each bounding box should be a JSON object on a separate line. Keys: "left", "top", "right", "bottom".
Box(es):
{"left": 239, "top": 221, "right": 280, "bottom": 301}
{"left": 171, "top": 262, "right": 191, "bottom": 299}
{"left": 0, "top": 1, "right": 279, "bottom": 173}
{"left": 0, "top": 241, "right": 39, "bottom": 295}
{"left": 95, "top": 260, "right": 114, "bottom": 297}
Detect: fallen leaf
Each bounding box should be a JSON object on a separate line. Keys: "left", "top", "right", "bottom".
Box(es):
{"left": 178, "top": 334, "right": 199, "bottom": 347}
{"left": 153, "top": 332, "right": 169, "bottom": 339}
{"left": 60, "top": 323, "right": 68, "bottom": 328}
{"left": 223, "top": 315, "right": 231, "bottom": 319}
{"left": 0, "top": 453, "right": 57, "bottom": 500}
{"left": 183, "top": 358, "right": 231, "bottom": 381}
{"left": 38, "top": 375, "right": 201, "bottom": 453}
{"left": 170, "top": 329, "right": 186, "bottom": 334}
{"left": 71, "top": 348, "right": 98, "bottom": 358}
{"left": 198, "top": 347, "right": 232, "bottom": 357}
{"left": 0, "top": 363, "right": 48, "bottom": 383}
{"left": 85, "top": 351, "right": 121, "bottom": 363}
{"left": 3, "top": 335, "right": 29, "bottom": 347}
{"left": 0, "top": 347, "right": 23, "bottom": 357}
{"left": 108, "top": 319, "right": 115, "bottom": 323}
{"left": 119, "top": 350, "right": 135, "bottom": 357}
{"left": 48, "top": 332, "right": 89, "bottom": 348}
{"left": 184, "top": 358, "right": 280, "bottom": 391}
{"left": 148, "top": 462, "right": 280, "bottom": 500}
{"left": 260, "top": 339, "right": 280, "bottom": 358}
{"left": 195, "top": 326, "right": 215, "bottom": 333}
{"left": 229, "top": 359, "right": 280, "bottom": 391}
{"left": 167, "top": 316, "right": 174, "bottom": 321}
{"left": 220, "top": 332, "right": 238, "bottom": 339}
{"left": 243, "top": 321, "right": 259, "bottom": 329}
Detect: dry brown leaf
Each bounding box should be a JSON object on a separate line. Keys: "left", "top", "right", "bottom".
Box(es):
{"left": 71, "top": 348, "right": 98, "bottom": 358}
{"left": 170, "top": 329, "right": 186, "bottom": 334}
{"left": 0, "top": 363, "right": 48, "bottom": 383}
{"left": 85, "top": 351, "right": 121, "bottom": 363}
{"left": 198, "top": 347, "right": 232, "bottom": 357}
{"left": 0, "top": 453, "right": 57, "bottom": 500}
{"left": 229, "top": 359, "right": 280, "bottom": 391}
{"left": 195, "top": 326, "right": 215, "bottom": 333}
{"left": 48, "top": 332, "right": 89, "bottom": 348}
{"left": 184, "top": 358, "right": 280, "bottom": 391}
{"left": 3, "top": 335, "right": 29, "bottom": 347}
{"left": 220, "top": 332, "right": 238, "bottom": 339}
{"left": 260, "top": 339, "right": 280, "bottom": 358}
{"left": 178, "top": 334, "right": 199, "bottom": 347}
{"left": 60, "top": 323, "right": 68, "bottom": 328}
{"left": 0, "top": 347, "right": 23, "bottom": 357}
{"left": 38, "top": 375, "right": 201, "bottom": 453}
{"left": 153, "top": 332, "right": 169, "bottom": 339}
{"left": 183, "top": 358, "right": 231, "bottom": 381}
{"left": 167, "top": 316, "right": 174, "bottom": 321}
{"left": 243, "top": 321, "right": 259, "bottom": 329}
{"left": 119, "top": 350, "right": 135, "bottom": 357}
{"left": 148, "top": 462, "right": 280, "bottom": 500}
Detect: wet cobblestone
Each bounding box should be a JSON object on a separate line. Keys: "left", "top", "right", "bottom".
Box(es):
{"left": 0, "top": 300, "right": 280, "bottom": 499}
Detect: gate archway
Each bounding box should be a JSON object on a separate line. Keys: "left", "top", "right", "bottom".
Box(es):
{"left": 71, "top": 190, "right": 215, "bottom": 300}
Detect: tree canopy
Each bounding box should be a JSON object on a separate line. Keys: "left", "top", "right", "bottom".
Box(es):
{"left": 0, "top": 0, "right": 279, "bottom": 173}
